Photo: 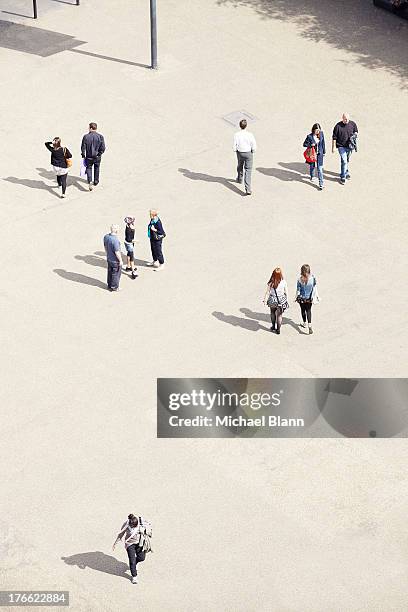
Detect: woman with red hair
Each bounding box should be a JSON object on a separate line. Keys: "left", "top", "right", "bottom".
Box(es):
{"left": 263, "top": 267, "right": 289, "bottom": 334}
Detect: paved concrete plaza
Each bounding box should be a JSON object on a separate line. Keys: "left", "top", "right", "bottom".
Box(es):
{"left": 1, "top": 1, "right": 408, "bottom": 610}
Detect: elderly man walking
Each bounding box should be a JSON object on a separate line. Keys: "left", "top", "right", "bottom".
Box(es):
{"left": 233, "top": 119, "right": 257, "bottom": 195}
{"left": 332, "top": 113, "right": 358, "bottom": 185}
{"left": 103, "top": 224, "right": 122, "bottom": 291}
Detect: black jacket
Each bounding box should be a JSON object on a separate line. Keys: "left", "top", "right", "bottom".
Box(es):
{"left": 45, "top": 142, "right": 72, "bottom": 168}
{"left": 148, "top": 218, "right": 165, "bottom": 240}
{"left": 81, "top": 131, "right": 106, "bottom": 159}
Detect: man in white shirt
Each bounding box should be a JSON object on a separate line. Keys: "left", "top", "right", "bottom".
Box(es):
{"left": 233, "top": 119, "right": 257, "bottom": 195}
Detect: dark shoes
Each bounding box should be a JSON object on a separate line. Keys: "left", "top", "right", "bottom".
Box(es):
{"left": 340, "top": 178, "right": 346, "bottom": 185}
{"left": 245, "top": 191, "right": 252, "bottom": 195}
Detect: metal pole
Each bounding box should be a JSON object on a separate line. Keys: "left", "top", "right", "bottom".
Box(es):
{"left": 33, "top": 0, "right": 38, "bottom": 19}
{"left": 150, "top": 0, "right": 158, "bottom": 69}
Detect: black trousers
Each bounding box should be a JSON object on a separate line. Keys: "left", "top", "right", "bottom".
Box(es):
{"left": 56, "top": 173, "right": 67, "bottom": 194}
{"left": 150, "top": 239, "right": 164, "bottom": 264}
{"left": 300, "top": 302, "right": 312, "bottom": 323}
{"left": 126, "top": 544, "right": 146, "bottom": 577}
{"left": 86, "top": 157, "right": 101, "bottom": 185}
{"left": 107, "top": 261, "right": 121, "bottom": 290}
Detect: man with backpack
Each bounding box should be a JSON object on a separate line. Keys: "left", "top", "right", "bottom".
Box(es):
{"left": 113, "top": 514, "right": 153, "bottom": 584}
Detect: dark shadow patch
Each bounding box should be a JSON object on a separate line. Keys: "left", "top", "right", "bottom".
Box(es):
{"left": 61, "top": 552, "right": 129, "bottom": 580}
{"left": 54, "top": 269, "right": 106, "bottom": 289}
{"left": 178, "top": 168, "right": 246, "bottom": 196}
{"left": 0, "top": 20, "right": 85, "bottom": 56}
{"left": 216, "top": 0, "right": 408, "bottom": 88}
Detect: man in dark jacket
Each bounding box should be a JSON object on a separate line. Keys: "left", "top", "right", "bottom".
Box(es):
{"left": 332, "top": 113, "right": 358, "bottom": 185}
{"left": 81, "top": 122, "right": 106, "bottom": 190}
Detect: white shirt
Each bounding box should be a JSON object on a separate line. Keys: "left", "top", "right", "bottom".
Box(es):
{"left": 269, "top": 279, "right": 288, "bottom": 299}
{"left": 233, "top": 130, "right": 257, "bottom": 153}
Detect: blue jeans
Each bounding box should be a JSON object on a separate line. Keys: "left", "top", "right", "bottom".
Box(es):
{"left": 338, "top": 147, "right": 351, "bottom": 180}
{"left": 309, "top": 162, "right": 323, "bottom": 186}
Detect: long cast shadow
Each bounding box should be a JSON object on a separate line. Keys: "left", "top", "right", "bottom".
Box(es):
{"left": 94, "top": 251, "right": 150, "bottom": 268}
{"left": 69, "top": 48, "right": 150, "bottom": 69}
{"left": 178, "top": 168, "right": 246, "bottom": 196}
{"left": 3, "top": 176, "right": 60, "bottom": 196}
{"left": 36, "top": 167, "right": 89, "bottom": 192}
{"left": 54, "top": 269, "right": 106, "bottom": 289}
{"left": 215, "top": 0, "right": 408, "bottom": 88}
{"left": 279, "top": 162, "right": 341, "bottom": 183}
{"left": 240, "top": 308, "right": 302, "bottom": 334}
{"left": 212, "top": 311, "right": 270, "bottom": 332}
{"left": 61, "top": 552, "right": 129, "bottom": 580}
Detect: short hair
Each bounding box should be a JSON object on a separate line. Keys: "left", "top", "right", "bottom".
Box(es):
{"left": 150, "top": 209, "right": 158, "bottom": 216}
{"left": 89, "top": 122, "right": 97, "bottom": 130}
{"left": 239, "top": 119, "right": 247, "bottom": 130}
{"left": 128, "top": 514, "right": 138, "bottom": 526}
{"left": 110, "top": 224, "right": 119, "bottom": 234}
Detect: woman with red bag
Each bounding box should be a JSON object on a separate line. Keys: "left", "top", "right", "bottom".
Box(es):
{"left": 303, "top": 123, "right": 326, "bottom": 190}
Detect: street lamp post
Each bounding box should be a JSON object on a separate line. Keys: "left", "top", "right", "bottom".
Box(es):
{"left": 150, "top": 0, "right": 158, "bottom": 69}
{"left": 33, "top": 0, "right": 38, "bottom": 18}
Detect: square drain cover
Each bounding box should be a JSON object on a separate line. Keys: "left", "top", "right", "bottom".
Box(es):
{"left": 222, "top": 110, "right": 257, "bottom": 127}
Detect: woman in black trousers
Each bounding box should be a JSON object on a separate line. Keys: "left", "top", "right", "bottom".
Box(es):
{"left": 147, "top": 209, "right": 166, "bottom": 270}
{"left": 45, "top": 137, "right": 72, "bottom": 198}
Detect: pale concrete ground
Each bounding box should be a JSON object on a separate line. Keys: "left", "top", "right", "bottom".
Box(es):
{"left": 0, "top": 1, "right": 408, "bottom": 610}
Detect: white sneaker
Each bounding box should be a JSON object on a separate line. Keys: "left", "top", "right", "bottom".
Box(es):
{"left": 146, "top": 261, "right": 157, "bottom": 267}
{"left": 131, "top": 576, "right": 138, "bottom": 584}
{"left": 155, "top": 263, "right": 165, "bottom": 270}
{"left": 300, "top": 322, "right": 306, "bottom": 328}
{"left": 153, "top": 261, "right": 160, "bottom": 268}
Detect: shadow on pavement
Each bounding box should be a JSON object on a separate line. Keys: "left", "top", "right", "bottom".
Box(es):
{"left": 37, "top": 168, "right": 89, "bottom": 192}
{"left": 3, "top": 176, "right": 60, "bottom": 196}
{"left": 94, "top": 251, "right": 150, "bottom": 268}
{"left": 0, "top": 20, "right": 85, "bottom": 56}
{"left": 54, "top": 269, "right": 106, "bottom": 289}
{"left": 240, "top": 308, "right": 303, "bottom": 334}
{"left": 178, "top": 168, "right": 246, "bottom": 196}
{"left": 61, "top": 552, "right": 129, "bottom": 580}
{"left": 69, "top": 48, "right": 150, "bottom": 69}
{"left": 212, "top": 311, "right": 270, "bottom": 331}
{"left": 216, "top": 0, "right": 408, "bottom": 87}
{"left": 257, "top": 162, "right": 340, "bottom": 185}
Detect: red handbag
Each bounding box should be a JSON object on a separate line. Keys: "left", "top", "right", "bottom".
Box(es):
{"left": 303, "top": 146, "right": 317, "bottom": 163}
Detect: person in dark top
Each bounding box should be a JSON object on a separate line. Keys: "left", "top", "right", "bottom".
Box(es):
{"left": 81, "top": 122, "right": 106, "bottom": 191}
{"left": 332, "top": 113, "right": 358, "bottom": 184}
{"left": 124, "top": 216, "right": 138, "bottom": 279}
{"left": 303, "top": 123, "right": 326, "bottom": 190}
{"left": 147, "top": 209, "right": 166, "bottom": 270}
{"left": 45, "top": 137, "right": 72, "bottom": 198}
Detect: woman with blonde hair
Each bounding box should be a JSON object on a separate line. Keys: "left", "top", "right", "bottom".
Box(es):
{"left": 263, "top": 267, "right": 289, "bottom": 335}
{"left": 147, "top": 209, "right": 166, "bottom": 270}
{"left": 45, "top": 137, "right": 72, "bottom": 198}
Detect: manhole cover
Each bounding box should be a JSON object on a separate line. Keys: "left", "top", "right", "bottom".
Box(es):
{"left": 222, "top": 110, "right": 257, "bottom": 127}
